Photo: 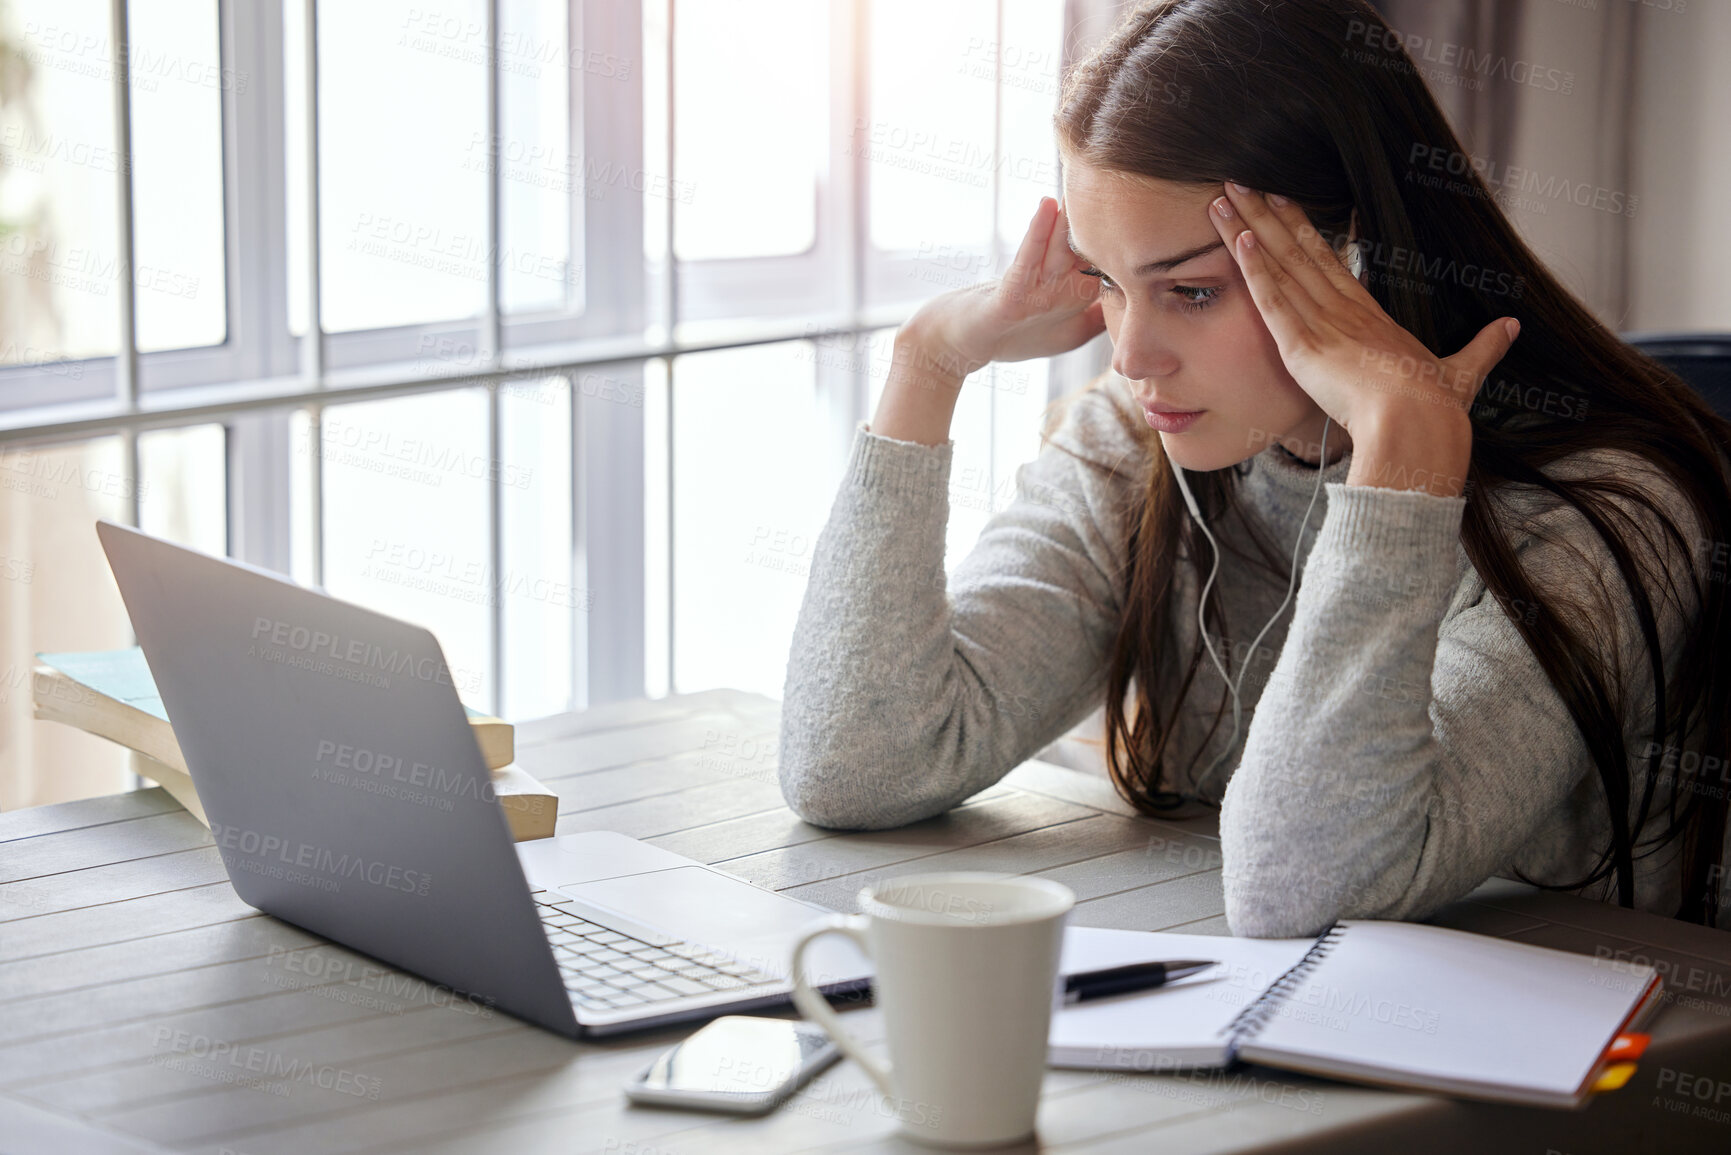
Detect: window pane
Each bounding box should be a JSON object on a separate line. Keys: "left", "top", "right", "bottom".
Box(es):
{"left": 643, "top": 357, "right": 669, "bottom": 697}
{"left": 283, "top": 0, "right": 308, "bottom": 337}
{"left": 312, "top": 389, "right": 493, "bottom": 707}
{"left": 641, "top": 3, "right": 669, "bottom": 272}
{"left": 672, "top": 0, "right": 822, "bottom": 261}
{"left": 130, "top": 0, "right": 227, "bottom": 353}
{"left": 500, "top": 375, "right": 572, "bottom": 719}
{"left": 0, "top": 436, "right": 134, "bottom": 808}
{"left": 2, "top": 0, "right": 118, "bottom": 364}
{"left": 672, "top": 340, "right": 823, "bottom": 696}
{"left": 302, "top": 0, "right": 488, "bottom": 333}
{"left": 997, "top": 0, "right": 1065, "bottom": 250}
{"left": 497, "top": 0, "right": 576, "bottom": 316}
{"left": 138, "top": 423, "right": 226, "bottom": 554}
{"left": 867, "top": 0, "right": 995, "bottom": 252}
{"left": 289, "top": 407, "right": 317, "bottom": 586}
{"left": 0, "top": 1, "right": 226, "bottom": 365}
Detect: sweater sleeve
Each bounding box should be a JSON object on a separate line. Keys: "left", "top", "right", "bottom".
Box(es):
{"left": 777, "top": 388, "right": 1140, "bottom": 830}
{"left": 1219, "top": 450, "right": 1702, "bottom": 937}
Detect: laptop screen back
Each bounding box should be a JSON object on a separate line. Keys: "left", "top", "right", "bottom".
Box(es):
{"left": 95, "top": 520, "right": 578, "bottom": 1036}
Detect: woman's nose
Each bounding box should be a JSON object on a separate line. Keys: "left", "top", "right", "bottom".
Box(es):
{"left": 1109, "top": 313, "right": 1179, "bottom": 383}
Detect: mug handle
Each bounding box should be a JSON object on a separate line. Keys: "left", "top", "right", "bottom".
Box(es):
{"left": 789, "top": 914, "right": 893, "bottom": 1099}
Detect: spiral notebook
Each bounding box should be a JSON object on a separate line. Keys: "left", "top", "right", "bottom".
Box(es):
{"left": 1049, "top": 920, "right": 1664, "bottom": 1108}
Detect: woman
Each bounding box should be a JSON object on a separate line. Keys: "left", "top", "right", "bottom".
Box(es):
{"left": 778, "top": 0, "right": 1731, "bottom": 937}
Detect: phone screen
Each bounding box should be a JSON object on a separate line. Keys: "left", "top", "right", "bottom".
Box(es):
{"left": 635, "top": 1016, "right": 833, "bottom": 1096}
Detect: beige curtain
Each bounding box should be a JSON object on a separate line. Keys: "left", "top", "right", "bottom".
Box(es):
{"left": 1347, "top": 2, "right": 1731, "bottom": 332}
{"left": 1379, "top": 0, "right": 1641, "bottom": 326}
{"left": 0, "top": 445, "right": 135, "bottom": 811}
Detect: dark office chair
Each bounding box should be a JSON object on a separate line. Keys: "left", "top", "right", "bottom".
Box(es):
{"left": 1623, "top": 331, "right": 1731, "bottom": 423}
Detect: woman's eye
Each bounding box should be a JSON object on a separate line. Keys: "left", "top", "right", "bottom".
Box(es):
{"left": 1077, "top": 265, "right": 1118, "bottom": 292}
{"left": 1172, "top": 285, "right": 1223, "bottom": 312}
{"left": 1077, "top": 268, "right": 1219, "bottom": 312}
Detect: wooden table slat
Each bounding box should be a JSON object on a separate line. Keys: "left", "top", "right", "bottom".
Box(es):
{"left": 642, "top": 783, "right": 1021, "bottom": 867}
{"left": 0, "top": 787, "right": 179, "bottom": 844}
{"left": 723, "top": 794, "right": 1118, "bottom": 892}
{"left": 0, "top": 881, "right": 254, "bottom": 963}
{"left": 0, "top": 845, "right": 229, "bottom": 924}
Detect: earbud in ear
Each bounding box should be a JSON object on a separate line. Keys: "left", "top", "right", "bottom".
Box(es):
{"left": 1345, "top": 240, "right": 1365, "bottom": 280}
{"left": 1342, "top": 207, "right": 1366, "bottom": 280}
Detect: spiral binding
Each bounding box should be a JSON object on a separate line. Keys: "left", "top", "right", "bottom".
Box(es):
{"left": 1218, "top": 922, "right": 1348, "bottom": 1065}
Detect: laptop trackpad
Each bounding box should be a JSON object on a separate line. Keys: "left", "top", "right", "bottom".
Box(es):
{"left": 554, "top": 867, "right": 870, "bottom": 982}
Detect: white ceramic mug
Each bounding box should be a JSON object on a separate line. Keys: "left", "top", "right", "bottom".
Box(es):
{"left": 789, "top": 872, "right": 1075, "bottom": 1148}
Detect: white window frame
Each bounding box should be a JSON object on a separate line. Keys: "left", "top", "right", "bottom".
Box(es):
{"left": 0, "top": 0, "right": 1101, "bottom": 718}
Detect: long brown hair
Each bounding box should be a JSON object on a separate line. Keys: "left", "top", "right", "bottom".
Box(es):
{"left": 1047, "top": 0, "right": 1731, "bottom": 925}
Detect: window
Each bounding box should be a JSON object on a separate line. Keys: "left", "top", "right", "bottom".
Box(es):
{"left": 0, "top": 0, "right": 1086, "bottom": 810}
{"left": 0, "top": 0, "right": 226, "bottom": 376}
{"left": 669, "top": 340, "right": 824, "bottom": 698}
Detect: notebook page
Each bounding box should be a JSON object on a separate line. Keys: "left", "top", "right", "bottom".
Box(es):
{"left": 1239, "top": 920, "right": 1659, "bottom": 1103}
{"left": 1047, "top": 926, "right": 1317, "bottom": 1070}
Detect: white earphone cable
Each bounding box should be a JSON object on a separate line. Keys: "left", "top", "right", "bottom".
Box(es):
{"left": 1176, "top": 416, "right": 1333, "bottom": 795}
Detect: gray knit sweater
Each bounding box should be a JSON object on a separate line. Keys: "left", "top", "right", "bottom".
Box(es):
{"left": 778, "top": 370, "right": 1712, "bottom": 937}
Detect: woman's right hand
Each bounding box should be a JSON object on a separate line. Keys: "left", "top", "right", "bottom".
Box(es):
{"left": 903, "top": 196, "right": 1107, "bottom": 378}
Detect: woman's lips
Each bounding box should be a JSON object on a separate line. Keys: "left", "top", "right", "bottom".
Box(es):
{"left": 1142, "top": 405, "right": 1204, "bottom": 434}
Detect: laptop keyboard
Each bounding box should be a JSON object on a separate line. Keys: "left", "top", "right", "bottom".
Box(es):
{"left": 531, "top": 890, "right": 782, "bottom": 1012}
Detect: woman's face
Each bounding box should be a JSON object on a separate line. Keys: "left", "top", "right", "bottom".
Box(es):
{"left": 1060, "top": 159, "right": 1343, "bottom": 470}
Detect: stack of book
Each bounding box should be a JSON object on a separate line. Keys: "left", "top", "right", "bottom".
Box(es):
{"left": 32, "top": 647, "right": 557, "bottom": 841}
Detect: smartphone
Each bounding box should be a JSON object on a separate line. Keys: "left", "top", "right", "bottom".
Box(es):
{"left": 623, "top": 1015, "right": 841, "bottom": 1115}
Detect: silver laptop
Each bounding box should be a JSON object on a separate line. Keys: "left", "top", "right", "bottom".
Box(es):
{"left": 95, "top": 520, "right": 871, "bottom": 1039}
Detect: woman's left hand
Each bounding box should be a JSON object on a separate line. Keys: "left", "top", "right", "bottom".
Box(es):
{"left": 1208, "top": 181, "right": 1521, "bottom": 494}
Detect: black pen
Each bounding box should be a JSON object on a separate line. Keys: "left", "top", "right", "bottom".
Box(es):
{"left": 1062, "top": 959, "right": 1217, "bottom": 1004}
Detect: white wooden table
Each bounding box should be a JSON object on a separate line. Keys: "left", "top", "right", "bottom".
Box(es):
{"left": 4, "top": 689, "right": 1730, "bottom": 1154}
